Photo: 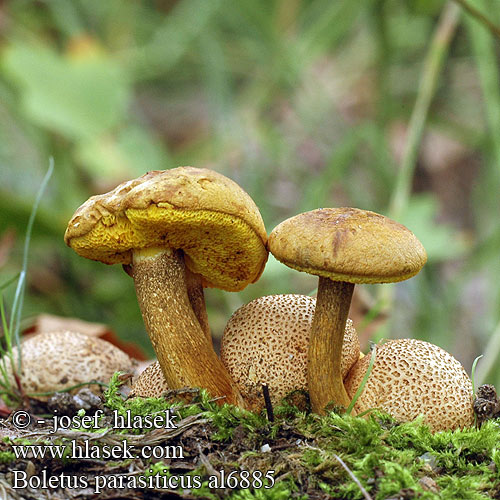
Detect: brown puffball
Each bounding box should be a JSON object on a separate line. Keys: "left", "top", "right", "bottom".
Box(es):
{"left": 344, "top": 339, "right": 474, "bottom": 432}
{"left": 130, "top": 361, "right": 169, "bottom": 398}
{"left": 1, "top": 331, "right": 135, "bottom": 400}
{"left": 220, "top": 294, "right": 360, "bottom": 411}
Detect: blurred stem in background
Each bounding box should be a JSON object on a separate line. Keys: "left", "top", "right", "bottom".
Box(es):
{"left": 375, "top": 3, "right": 460, "bottom": 321}
{"left": 461, "top": 0, "right": 500, "bottom": 385}
{"left": 388, "top": 2, "right": 460, "bottom": 222}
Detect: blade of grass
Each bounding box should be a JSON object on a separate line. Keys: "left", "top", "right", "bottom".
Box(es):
{"left": 297, "top": 0, "right": 368, "bottom": 61}
{"left": 346, "top": 343, "right": 377, "bottom": 416}
{"left": 9, "top": 158, "right": 54, "bottom": 372}
{"left": 471, "top": 354, "right": 483, "bottom": 397}
{"left": 0, "top": 274, "right": 20, "bottom": 292}
{"left": 0, "top": 297, "right": 13, "bottom": 390}
{"left": 388, "top": 2, "right": 461, "bottom": 221}
{"left": 128, "top": 0, "right": 223, "bottom": 81}
{"left": 475, "top": 320, "right": 500, "bottom": 387}
{"left": 464, "top": 0, "right": 500, "bottom": 175}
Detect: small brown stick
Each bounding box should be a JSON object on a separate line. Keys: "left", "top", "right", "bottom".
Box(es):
{"left": 334, "top": 454, "right": 373, "bottom": 500}
{"left": 262, "top": 384, "right": 274, "bottom": 422}
{"left": 197, "top": 443, "right": 220, "bottom": 478}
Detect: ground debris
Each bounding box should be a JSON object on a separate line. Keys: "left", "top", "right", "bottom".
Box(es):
{"left": 0, "top": 384, "right": 499, "bottom": 499}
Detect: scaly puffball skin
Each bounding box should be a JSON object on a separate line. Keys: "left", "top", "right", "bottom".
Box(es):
{"left": 220, "top": 294, "right": 360, "bottom": 411}
{"left": 130, "top": 361, "right": 169, "bottom": 398}
{"left": 344, "top": 338, "right": 474, "bottom": 432}
{"left": 1, "top": 331, "right": 135, "bottom": 400}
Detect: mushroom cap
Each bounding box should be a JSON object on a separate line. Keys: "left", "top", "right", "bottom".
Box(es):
{"left": 65, "top": 167, "right": 268, "bottom": 291}
{"left": 344, "top": 339, "right": 474, "bottom": 432}
{"left": 220, "top": 294, "right": 360, "bottom": 411}
{"left": 1, "top": 331, "right": 135, "bottom": 400}
{"left": 130, "top": 361, "right": 169, "bottom": 398}
{"left": 268, "top": 208, "right": 427, "bottom": 284}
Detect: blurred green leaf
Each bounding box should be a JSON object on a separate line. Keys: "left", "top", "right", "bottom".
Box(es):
{"left": 130, "top": 0, "right": 223, "bottom": 80}
{"left": 2, "top": 42, "right": 130, "bottom": 140}
{"left": 399, "top": 194, "right": 466, "bottom": 261}
{"left": 75, "top": 125, "right": 173, "bottom": 180}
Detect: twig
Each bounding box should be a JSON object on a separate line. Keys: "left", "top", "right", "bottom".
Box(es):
{"left": 197, "top": 443, "right": 220, "bottom": 478}
{"left": 452, "top": 0, "right": 500, "bottom": 39}
{"left": 334, "top": 454, "right": 373, "bottom": 500}
{"left": 262, "top": 383, "right": 274, "bottom": 422}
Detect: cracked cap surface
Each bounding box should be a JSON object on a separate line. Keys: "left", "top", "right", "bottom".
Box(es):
{"left": 65, "top": 167, "right": 268, "bottom": 291}
{"left": 268, "top": 207, "right": 427, "bottom": 284}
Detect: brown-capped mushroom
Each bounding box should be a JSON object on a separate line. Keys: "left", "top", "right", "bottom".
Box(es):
{"left": 1, "top": 331, "right": 135, "bottom": 400}
{"left": 65, "top": 167, "right": 268, "bottom": 407}
{"left": 344, "top": 339, "right": 474, "bottom": 432}
{"left": 268, "top": 208, "right": 427, "bottom": 413}
{"left": 220, "top": 294, "right": 360, "bottom": 411}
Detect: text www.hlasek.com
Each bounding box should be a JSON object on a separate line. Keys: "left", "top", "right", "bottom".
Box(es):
{"left": 12, "top": 439, "right": 183, "bottom": 461}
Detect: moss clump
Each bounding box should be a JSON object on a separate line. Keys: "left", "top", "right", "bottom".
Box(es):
{"left": 98, "top": 373, "right": 500, "bottom": 499}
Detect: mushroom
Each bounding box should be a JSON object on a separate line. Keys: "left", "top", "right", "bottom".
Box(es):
{"left": 344, "top": 339, "right": 474, "bottom": 432}
{"left": 65, "top": 167, "right": 268, "bottom": 407}
{"left": 0, "top": 331, "right": 135, "bottom": 400}
{"left": 131, "top": 294, "right": 361, "bottom": 408}
{"left": 220, "top": 294, "right": 360, "bottom": 411}
{"left": 268, "top": 208, "right": 427, "bottom": 413}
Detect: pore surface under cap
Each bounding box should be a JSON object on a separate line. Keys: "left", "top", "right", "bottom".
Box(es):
{"left": 64, "top": 167, "right": 268, "bottom": 291}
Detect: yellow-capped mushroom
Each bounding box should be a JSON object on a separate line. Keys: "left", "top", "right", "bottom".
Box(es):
{"left": 65, "top": 167, "right": 268, "bottom": 407}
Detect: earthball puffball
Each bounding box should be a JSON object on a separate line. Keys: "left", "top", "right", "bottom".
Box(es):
{"left": 1, "top": 331, "right": 136, "bottom": 400}
{"left": 220, "top": 294, "right": 360, "bottom": 411}
{"left": 344, "top": 338, "right": 474, "bottom": 432}
{"left": 130, "top": 361, "right": 169, "bottom": 399}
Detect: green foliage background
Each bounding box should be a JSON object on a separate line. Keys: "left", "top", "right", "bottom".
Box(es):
{"left": 0, "top": 0, "right": 499, "bottom": 385}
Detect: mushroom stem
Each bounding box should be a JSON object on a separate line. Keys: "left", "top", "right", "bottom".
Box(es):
{"left": 308, "top": 277, "right": 354, "bottom": 413}
{"left": 184, "top": 264, "right": 211, "bottom": 341}
{"left": 123, "top": 258, "right": 211, "bottom": 340}
{"left": 132, "top": 247, "right": 244, "bottom": 407}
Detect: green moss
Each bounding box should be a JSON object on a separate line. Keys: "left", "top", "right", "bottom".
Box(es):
{"left": 0, "top": 450, "right": 15, "bottom": 463}
{"left": 226, "top": 480, "right": 307, "bottom": 500}
{"left": 101, "top": 375, "right": 500, "bottom": 499}
{"left": 104, "top": 372, "right": 269, "bottom": 440}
